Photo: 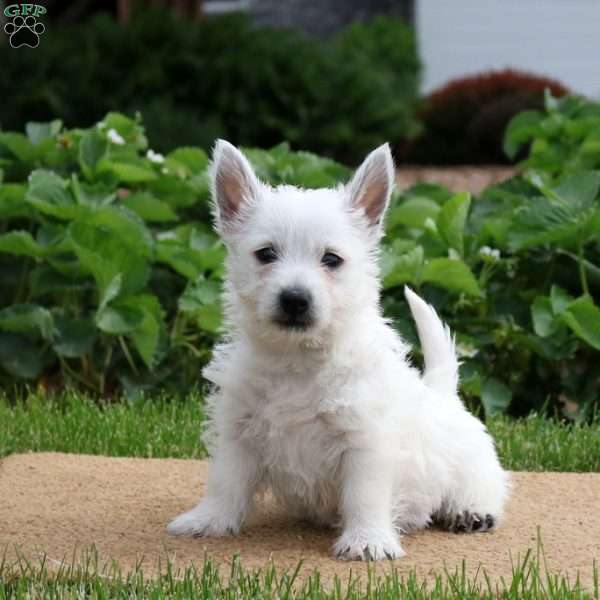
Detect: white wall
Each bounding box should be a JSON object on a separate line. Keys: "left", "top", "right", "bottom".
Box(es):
{"left": 418, "top": 0, "right": 600, "bottom": 98}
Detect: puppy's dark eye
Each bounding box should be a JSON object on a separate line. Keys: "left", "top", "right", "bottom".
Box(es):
{"left": 255, "top": 246, "right": 277, "bottom": 264}
{"left": 321, "top": 252, "right": 343, "bottom": 269}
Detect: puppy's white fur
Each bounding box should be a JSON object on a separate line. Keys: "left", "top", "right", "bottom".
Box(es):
{"left": 167, "top": 141, "right": 508, "bottom": 560}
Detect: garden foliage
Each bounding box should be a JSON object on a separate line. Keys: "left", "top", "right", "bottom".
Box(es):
{"left": 1, "top": 93, "right": 599, "bottom": 416}
{"left": 0, "top": 11, "right": 419, "bottom": 165}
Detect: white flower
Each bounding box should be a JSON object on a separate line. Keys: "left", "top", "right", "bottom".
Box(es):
{"left": 107, "top": 128, "right": 125, "bottom": 146}
{"left": 456, "top": 342, "right": 479, "bottom": 359}
{"left": 479, "top": 245, "right": 500, "bottom": 260}
{"left": 146, "top": 149, "right": 165, "bottom": 164}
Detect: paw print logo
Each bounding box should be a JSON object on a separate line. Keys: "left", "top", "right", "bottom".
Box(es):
{"left": 4, "top": 15, "right": 45, "bottom": 48}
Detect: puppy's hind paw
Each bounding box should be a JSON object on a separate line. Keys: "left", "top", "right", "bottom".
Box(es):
{"left": 446, "top": 511, "right": 496, "bottom": 533}
{"left": 333, "top": 529, "right": 405, "bottom": 561}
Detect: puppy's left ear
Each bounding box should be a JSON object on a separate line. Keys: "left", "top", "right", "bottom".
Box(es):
{"left": 347, "top": 143, "right": 395, "bottom": 236}
{"left": 210, "top": 139, "right": 261, "bottom": 234}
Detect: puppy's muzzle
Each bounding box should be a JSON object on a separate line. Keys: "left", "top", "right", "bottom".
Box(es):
{"left": 275, "top": 286, "right": 313, "bottom": 329}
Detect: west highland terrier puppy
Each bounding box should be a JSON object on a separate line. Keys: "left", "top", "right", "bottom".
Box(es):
{"left": 167, "top": 140, "right": 508, "bottom": 560}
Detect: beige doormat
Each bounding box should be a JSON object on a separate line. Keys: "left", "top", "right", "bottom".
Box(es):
{"left": 1, "top": 453, "right": 598, "bottom": 587}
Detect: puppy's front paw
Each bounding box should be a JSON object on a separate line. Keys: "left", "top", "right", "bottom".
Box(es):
{"left": 167, "top": 501, "right": 241, "bottom": 538}
{"left": 333, "top": 528, "right": 405, "bottom": 561}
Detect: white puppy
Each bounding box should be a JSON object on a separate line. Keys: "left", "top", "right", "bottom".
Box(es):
{"left": 167, "top": 141, "right": 508, "bottom": 560}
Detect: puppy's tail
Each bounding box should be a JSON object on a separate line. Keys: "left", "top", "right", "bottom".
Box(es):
{"left": 404, "top": 287, "right": 459, "bottom": 398}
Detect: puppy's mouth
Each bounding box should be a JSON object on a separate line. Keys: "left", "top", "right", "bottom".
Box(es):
{"left": 272, "top": 315, "right": 314, "bottom": 331}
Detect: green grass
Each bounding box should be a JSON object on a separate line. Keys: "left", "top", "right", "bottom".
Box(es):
{"left": 490, "top": 414, "right": 600, "bottom": 472}
{"left": 1, "top": 391, "right": 600, "bottom": 471}
{"left": 1, "top": 545, "right": 598, "bottom": 600}
{"left": 0, "top": 391, "right": 207, "bottom": 459}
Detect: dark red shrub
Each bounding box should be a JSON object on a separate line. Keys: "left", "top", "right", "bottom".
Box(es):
{"left": 398, "top": 69, "right": 570, "bottom": 165}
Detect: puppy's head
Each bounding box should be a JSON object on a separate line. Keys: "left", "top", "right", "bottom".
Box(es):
{"left": 211, "top": 140, "right": 394, "bottom": 345}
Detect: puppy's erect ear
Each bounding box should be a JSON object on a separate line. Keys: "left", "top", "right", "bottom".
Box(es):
{"left": 347, "top": 143, "right": 395, "bottom": 235}
{"left": 211, "top": 139, "right": 260, "bottom": 231}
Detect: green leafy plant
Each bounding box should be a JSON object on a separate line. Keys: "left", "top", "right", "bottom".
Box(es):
{"left": 504, "top": 91, "right": 600, "bottom": 174}
{"left": 381, "top": 95, "right": 600, "bottom": 418}
{"left": 2, "top": 98, "right": 599, "bottom": 418}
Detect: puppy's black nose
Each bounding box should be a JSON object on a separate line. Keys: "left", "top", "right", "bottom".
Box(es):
{"left": 279, "top": 287, "right": 311, "bottom": 318}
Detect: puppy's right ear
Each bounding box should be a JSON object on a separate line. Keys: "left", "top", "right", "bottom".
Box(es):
{"left": 210, "top": 140, "right": 260, "bottom": 232}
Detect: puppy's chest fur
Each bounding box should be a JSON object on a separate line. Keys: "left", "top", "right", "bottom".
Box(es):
{"left": 239, "top": 367, "right": 349, "bottom": 519}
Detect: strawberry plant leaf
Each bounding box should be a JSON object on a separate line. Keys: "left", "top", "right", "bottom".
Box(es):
{"left": 147, "top": 175, "right": 201, "bottom": 209}
{"left": 85, "top": 206, "right": 153, "bottom": 258}
{"left": 166, "top": 147, "right": 208, "bottom": 176}
{"left": 503, "top": 110, "right": 543, "bottom": 160}
{"left": 178, "top": 279, "right": 222, "bottom": 333}
{"left": 561, "top": 296, "right": 600, "bottom": 350}
{"left": 52, "top": 315, "right": 96, "bottom": 357}
{"left": 29, "top": 266, "right": 91, "bottom": 297}
{"left": 437, "top": 191, "right": 471, "bottom": 257}
{"left": 96, "top": 304, "right": 144, "bottom": 334}
{"left": 25, "top": 170, "right": 88, "bottom": 220}
{"left": 0, "top": 132, "right": 37, "bottom": 162}
{"left": 387, "top": 196, "right": 440, "bottom": 230}
{"left": 69, "top": 222, "right": 149, "bottom": 299}
{"left": 122, "top": 192, "right": 178, "bottom": 223}
{"left": 481, "top": 377, "right": 512, "bottom": 417}
{"left": 156, "top": 227, "right": 224, "bottom": 279}
{"left": 0, "top": 231, "right": 46, "bottom": 258}
{"left": 509, "top": 171, "right": 600, "bottom": 250}
{"left": 0, "top": 333, "right": 45, "bottom": 379}
{"left": 120, "top": 295, "right": 167, "bottom": 368}
{"left": 531, "top": 296, "right": 559, "bottom": 337}
{"left": 421, "top": 258, "right": 481, "bottom": 297}
{"left": 0, "top": 184, "right": 29, "bottom": 219}
{"left": 550, "top": 285, "right": 574, "bottom": 315}
{"left": 553, "top": 170, "right": 600, "bottom": 208}
{"left": 98, "top": 160, "right": 157, "bottom": 184}
{"left": 79, "top": 129, "right": 108, "bottom": 179}
{"left": 25, "top": 120, "right": 62, "bottom": 145}
{"left": 98, "top": 274, "right": 123, "bottom": 315}
{"left": 381, "top": 245, "right": 424, "bottom": 289}
{"left": 0, "top": 304, "right": 54, "bottom": 340}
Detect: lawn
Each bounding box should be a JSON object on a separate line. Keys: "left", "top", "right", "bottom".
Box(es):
{"left": 2, "top": 391, "right": 600, "bottom": 471}
{"left": 2, "top": 391, "right": 599, "bottom": 599}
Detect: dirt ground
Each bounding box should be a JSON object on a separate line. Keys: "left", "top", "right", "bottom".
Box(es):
{"left": 396, "top": 166, "right": 514, "bottom": 194}
{"left": 1, "top": 453, "right": 599, "bottom": 588}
